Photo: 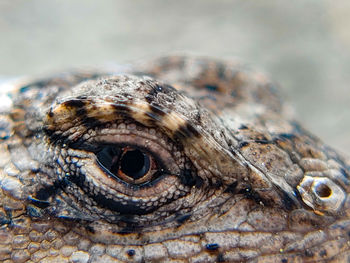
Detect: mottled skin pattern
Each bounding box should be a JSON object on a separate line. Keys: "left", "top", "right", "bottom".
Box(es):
{"left": 0, "top": 56, "right": 350, "bottom": 263}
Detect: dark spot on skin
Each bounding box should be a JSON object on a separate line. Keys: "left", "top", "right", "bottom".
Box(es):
{"left": 63, "top": 99, "right": 87, "bottom": 117}
{"left": 127, "top": 249, "right": 135, "bottom": 257}
{"left": 44, "top": 129, "right": 71, "bottom": 145}
{"left": 239, "top": 186, "right": 265, "bottom": 205}
{"left": 121, "top": 92, "right": 130, "bottom": 98}
{"left": 319, "top": 249, "right": 327, "bottom": 257}
{"left": 278, "top": 133, "right": 297, "bottom": 140}
{"left": 281, "top": 259, "right": 288, "bottom": 263}
{"left": 34, "top": 178, "right": 67, "bottom": 202}
{"left": 304, "top": 249, "right": 314, "bottom": 257}
{"left": 0, "top": 117, "right": 12, "bottom": 140}
{"left": 185, "top": 123, "right": 201, "bottom": 138}
{"left": 288, "top": 152, "right": 300, "bottom": 164}
{"left": 154, "top": 84, "right": 164, "bottom": 92}
{"left": 224, "top": 181, "right": 238, "bottom": 193}
{"left": 149, "top": 103, "right": 167, "bottom": 117}
{"left": 179, "top": 169, "right": 195, "bottom": 187}
{"left": 66, "top": 171, "right": 87, "bottom": 187}
{"left": 195, "top": 176, "right": 204, "bottom": 188}
{"left": 340, "top": 167, "right": 349, "bottom": 179}
{"left": 145, "top": 88, "right": 158, "bottom": 104}
{"left": 206, "top": 243, "right": 220, "bottom": 251}
{"left": 211, "top": 180, "right": 223, "bottom": 189}
{"left": 174, "top": 122, "right": 201, "bottom": 140}
{"left": 82, "top": 116, "right": 103, "bottom": 129}
{"left": 217, "top": 253, "right": 225, "bottom": 262}
{"left": 19, "top": 85, "right": 30, "bottom": 93}
{"left": 205, "top": 84, "right": 219, "bottom": 92}
{"left": 111, "top": 103, "right": 132, "bottom": 119}
{"left": 47, "top": 109, "right": 54, "bottom": 118}
{"left": 239, "top": 124, "right": 248, "bottom": 130}
{"left": 239, "top": 141, "right": 249, "bottom": 148}
{"left": 85, "top": 225, "right": 95, "bottom": 234}
{"left": 255, "top": 139, "right": 270, "bottom": 144}
{"left": 176, "top": 213, "right": 192, "bottom": 225}
{"left": 179, "top": 169, "right": 203, "bottom": 188}
{"left": 194, "top": 111, "right": 201, "bottom": 124}
{"left": 280, "top": 190, "right": 296, "bottom": 211}
{"left": 136, "top": 232, "right": 144, "bottom": 240}
{"left": 0, "top": 210, "right": 12, "bottom": 226}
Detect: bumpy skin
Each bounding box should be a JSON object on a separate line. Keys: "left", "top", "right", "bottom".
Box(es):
{"left": 0, "top": 56, "right": 350, "bottom": 263}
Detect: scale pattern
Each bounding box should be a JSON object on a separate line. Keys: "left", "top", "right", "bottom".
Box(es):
{"left": 0, "top": 56, "right": 349, "bottom": 263}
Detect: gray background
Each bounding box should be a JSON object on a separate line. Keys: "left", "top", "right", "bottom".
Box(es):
{"left": 0, "top": 0, "right": 349, "bottom": 154}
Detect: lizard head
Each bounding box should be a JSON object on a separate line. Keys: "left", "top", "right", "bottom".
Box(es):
{"left": 36, "top": 74, "right": 346, "bottom": 231}
{"left": 2, "top": 57, "right": 349, "bottom": 262}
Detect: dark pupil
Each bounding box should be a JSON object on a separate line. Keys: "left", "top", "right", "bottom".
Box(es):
{"left": 120, "top": 150, "right": 150, "bottom": 180}
{"left": 96, "top": 146, "right": 150, "bottom": 181}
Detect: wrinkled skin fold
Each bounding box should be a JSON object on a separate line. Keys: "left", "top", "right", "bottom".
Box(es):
{"left": 0, "top": 56, "right": 349, "bottom": 262}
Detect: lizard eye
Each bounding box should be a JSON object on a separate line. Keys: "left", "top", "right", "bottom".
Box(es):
{"left": 96, "top": 146, "right": 158, "bottom": 185}
{"left": 39, "top": 77, "right": 204, "bottom": 226}
{"left": 42, "top": 116, "right": 200, "bottom": 224}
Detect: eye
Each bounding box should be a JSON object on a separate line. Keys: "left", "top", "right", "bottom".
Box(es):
{"left": 41, "top": 83, "right": 202, "bottom": 225}
{"left": 96, "top": 145, "right": 159, "bottom": 185}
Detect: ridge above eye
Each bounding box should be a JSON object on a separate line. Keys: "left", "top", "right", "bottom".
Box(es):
{"left": 96, "top": 145, "right": 159, "bottom": 185}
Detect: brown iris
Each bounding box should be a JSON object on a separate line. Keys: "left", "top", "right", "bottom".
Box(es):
{"left": 96, "top": 146, "right": 157, "bottom": 184}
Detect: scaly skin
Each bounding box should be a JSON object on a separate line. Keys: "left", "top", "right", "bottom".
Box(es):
{"left": 0, "top": 56, "right": 349, "bottom": 263}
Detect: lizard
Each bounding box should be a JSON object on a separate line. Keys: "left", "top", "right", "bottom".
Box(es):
{"left": 0, "top": 56, "right": 349, "bottom": 263}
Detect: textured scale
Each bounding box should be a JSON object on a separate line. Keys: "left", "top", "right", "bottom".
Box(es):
{"left": 0, "top": 56, "right": 350, "bottom": 263}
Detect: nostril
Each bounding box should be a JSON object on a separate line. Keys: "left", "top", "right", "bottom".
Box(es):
{"left": 315, "top": 183, "right": 332, "bottom": 198}
{"left": 297, "top": 175, "right": 345, "bottom": 213}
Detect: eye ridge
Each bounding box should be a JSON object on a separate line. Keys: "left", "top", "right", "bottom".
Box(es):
{"left": 96, "top": 145, "right": 162, "bottom": 185}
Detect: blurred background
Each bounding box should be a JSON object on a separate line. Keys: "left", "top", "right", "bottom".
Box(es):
{"left": 0, "top": 0, "right": 349, "bottom": 154}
